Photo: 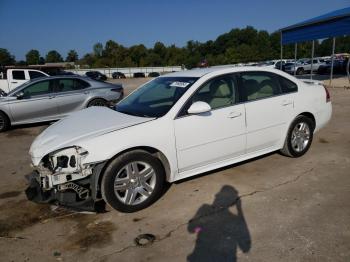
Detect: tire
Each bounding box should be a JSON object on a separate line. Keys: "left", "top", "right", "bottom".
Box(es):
{"left": 101, "top": 150, "right": 165, "bottom": 212}
{"left": 280, "top": 116, "right": 314, "bottom": 158}
{"left": 296, "top": 68, "right": 304, "bottom": 75}
{"left": 87, "top": 98, "right": 108, "bottom": 107}
{"left": 0, "top": 111, "right": 10, "bottom": 132}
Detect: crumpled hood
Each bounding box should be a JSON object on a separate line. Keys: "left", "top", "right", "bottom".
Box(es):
{"left": 29, "top": 107, "right": 154, "bottom": 165}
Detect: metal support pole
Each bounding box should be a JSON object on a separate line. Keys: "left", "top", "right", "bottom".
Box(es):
{"left": 310, "top": 40, "right": 315, "bottom": 80}
{"left": 280, "top": 31, "right": 283, "bottom": 70}
{"left": 294, "top": 43, "right": 298, "bottom": 76}
{"left": 330, "top": 37, "right": 336, "bottom": 87}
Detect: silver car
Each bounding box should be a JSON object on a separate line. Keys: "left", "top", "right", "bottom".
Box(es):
{"left": 0, "top": 76, "right": 123, "bottom": 132}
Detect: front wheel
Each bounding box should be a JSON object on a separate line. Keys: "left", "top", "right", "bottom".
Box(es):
{"left": 280, "top": 116, "right": 314, "bottom": 157}
{"left": 0, "top": 111, "right": 10, "bottom": 132}
{"left": 101, "top": 150, "right": 165, "bottom": 212}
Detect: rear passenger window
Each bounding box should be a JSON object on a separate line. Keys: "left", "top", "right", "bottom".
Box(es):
{"left": 56, "top": 79, "right": 89, "bottom": 92}
{"left": 75, "top": 79, "right": 90, "bottom": 89}
{"left": 240, "top": 72, "right": 281, "bottom": 101}
{"left": 12, "top": 70, "right": 25, "bottom": 80}
{"left": 29, "top": 71, "right": 46, "bottom": 79}
{"left": 279, "top": 76, "right": 298, "bottom": 93}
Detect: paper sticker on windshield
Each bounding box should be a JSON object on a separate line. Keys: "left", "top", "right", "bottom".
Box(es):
{"left": 170, "top": 81, "right": 190, "bottom": 88}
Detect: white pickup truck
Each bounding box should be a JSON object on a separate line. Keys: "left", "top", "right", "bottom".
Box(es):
{"left": 0, "top": 69, "right": 49, "bottom": 93}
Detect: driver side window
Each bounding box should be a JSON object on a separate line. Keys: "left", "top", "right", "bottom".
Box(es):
{"left": 180, "top": 74, "right": 238, "bottom": 116}
{"left": 22, "top": 80, "right": 52, "bottom": 98}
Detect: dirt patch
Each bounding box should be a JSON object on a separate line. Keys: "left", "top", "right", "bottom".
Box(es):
{"left": 0, "top": 190, "right": 22, "bottom": 199}
{"left": 65, "top": 214, "right": 117, "bottom": 251}
{"left": 133, "top": 217, "right": 145, "bottom": 222}
{"left": 0, "top": 199, "right": 71, "bottom": 237}
{"left": 6, "top": 129, "right": 32, "bottom": 138}
{"left": 319, "top": 137, "right": 330, "bottom": 144}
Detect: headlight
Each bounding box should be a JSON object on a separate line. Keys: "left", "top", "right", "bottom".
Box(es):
{"left": 49, "top": 146, "right": 88, "bottom": 174}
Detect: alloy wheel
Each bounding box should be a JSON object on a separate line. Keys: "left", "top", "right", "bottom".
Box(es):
{"left": 113, "top": 161, "right": 156, "bottom": 206}
{"left": 291, "top": 122, "right": 310, "bottom": 152}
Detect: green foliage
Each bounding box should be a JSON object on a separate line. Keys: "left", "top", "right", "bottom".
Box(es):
{"left": 45, "top": 50, "right": 63, "bottom": 63}
{"left": 0, "top": 48, "right": 15, "bottom": 66}
{"left": 11, "top": 28, "right": 350, "bottom": 69}
{"left": 26, "top": 49, "right": 40, "bottom": 65}
{"left": 66, "top": 50, "right": 78, "bottom": 62}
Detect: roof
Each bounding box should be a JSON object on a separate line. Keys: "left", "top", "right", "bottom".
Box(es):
{"left": 163, "top": 66, "right": 237, "bottom": 78}
{"left": 162, "top": 66, "right": 288, "bottom": 78}
{"left": 280, "top": 7, "right": 350, "bottom": 44}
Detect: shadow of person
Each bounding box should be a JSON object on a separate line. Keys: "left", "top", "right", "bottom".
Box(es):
{"left": 187, "top": 185, "right": 251, "bottom": 262}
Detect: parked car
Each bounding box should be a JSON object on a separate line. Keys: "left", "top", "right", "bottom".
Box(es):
{"left": 85, "top": 71, "right": 107, "bottom": 81}
{"left": 0, "top": 76, "right": 123, "bottom": 132}
{"left": 295, "top": 58, "right": 325, "bottom": 75}
{"left": 0, "top": 69, "right": 49, "bottom": 93}
{"left": 284, "top": 62, "right": 305, "bottom": 75}
{"left": 317, "top": 59, "right": 347, "bottom": 75}
{"left": 148, "top": 72, "right": 160, "bottom": 77}
{"left": 112, "top": 72, "right": 126, "bottom": 79}
{"left": 133, "top": 72, "right": 145, "bottom": 78}
{"left": 26, "top": 67, "right": 331, "bottom": 212}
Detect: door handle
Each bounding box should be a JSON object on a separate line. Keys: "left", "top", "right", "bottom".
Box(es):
{"left": 228, "top": 112, "right": 242, "bottom": 118}
{"left": 281, "top": 100, "right": 293, "bottom": 106}
{"left": 11, "top": 81, "right": 18, "bottom": 84}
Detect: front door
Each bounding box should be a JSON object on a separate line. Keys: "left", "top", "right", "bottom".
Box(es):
{"left": 9, "top": 79, "right": 59, "bottom": 123}
{"left": 174, "top": 74, "right": 246, "bottom": 172}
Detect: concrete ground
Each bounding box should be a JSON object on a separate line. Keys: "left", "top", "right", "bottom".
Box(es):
{"left": 0, "top": 78, "right": 349, "bottom": 262}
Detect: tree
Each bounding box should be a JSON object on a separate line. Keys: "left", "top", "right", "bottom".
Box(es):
{"left": 45, "top": 50, "right": 63, "bottom": 63}
{"left": 26, "top": 49, "right": 40, "bottom": 65}
{"left": 39, "top": 57, "right": 45, "bottom": 65}
{"left": 0, "top": 48, "right": 15, "bottom": 66}
{"left": 93, "top": 43, "right": 103, "bottom": 57}
{"left": 66, "top": 50, "right": 78, "bottom": 62}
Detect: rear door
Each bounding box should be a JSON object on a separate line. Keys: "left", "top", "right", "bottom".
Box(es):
{"left": 239, "top": 71, "right": 295, "bottom": 153}
{"left": 9, "top": 70, "right": 28, "bottom": 90}
{"left": 53, "top": 78, "right": 90, "bottom": 116}
{"left": 8, "top": 79, "right": 59, "bottom": 123}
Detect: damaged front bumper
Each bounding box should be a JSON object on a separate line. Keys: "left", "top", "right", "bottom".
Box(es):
{"left": 26, "top": 147, "right": 107, "bottom": 212}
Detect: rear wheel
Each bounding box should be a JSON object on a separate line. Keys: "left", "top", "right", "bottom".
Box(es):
{"left": 87, "top": 98, "right": 108, "bottom": 107}
{"left": 296, "top": 68, "right": 304, "bottom": 75}
{"left": 280, "top": 116, "right": 314, "bottom": 157}
{"left": 101, "top": 150, "right": 165, "bottom": 212}
{"left": 0, "top": 111, "right": 10, "bottom": 132}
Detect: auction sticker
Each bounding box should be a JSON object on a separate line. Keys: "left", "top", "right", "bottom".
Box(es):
{"left": 170, "top": 81, "right": 190, "bottom": 88}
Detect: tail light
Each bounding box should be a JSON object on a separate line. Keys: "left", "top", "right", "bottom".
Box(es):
{"left": 324, "top": 86, "right": 330, "bottom": 103}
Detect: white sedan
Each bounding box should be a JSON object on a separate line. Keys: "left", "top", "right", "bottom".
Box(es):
{"left": 26, "top": 67, "right": 332, "bottom": 212}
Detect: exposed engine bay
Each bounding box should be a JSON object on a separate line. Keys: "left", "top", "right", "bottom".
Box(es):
{"left": 25, "top": 147, "right": 106, "bottom": 212}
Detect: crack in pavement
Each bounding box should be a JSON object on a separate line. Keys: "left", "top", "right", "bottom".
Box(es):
{"left": 95, "top": 168, "right": 313, "bottom": 260}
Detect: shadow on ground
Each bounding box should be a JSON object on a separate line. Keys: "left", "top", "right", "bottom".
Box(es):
{"left": 187, "top": 185, "right": 251, "bottom": 262}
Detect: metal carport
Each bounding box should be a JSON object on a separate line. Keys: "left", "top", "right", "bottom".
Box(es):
{"left": 280, "top": 7, "right": 350, "bottom": 84}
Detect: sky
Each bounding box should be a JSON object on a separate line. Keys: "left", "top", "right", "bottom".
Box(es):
{"left": 0, "top": 0, "right": 349, "bottom": 60}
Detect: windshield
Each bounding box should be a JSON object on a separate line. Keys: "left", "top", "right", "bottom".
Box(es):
{"left": 115, "top": 77, "right": 198, "bottom": 118}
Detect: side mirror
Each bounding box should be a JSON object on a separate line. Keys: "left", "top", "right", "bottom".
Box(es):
{"left": 187, "top": 101, "right": 211, "bottom": 115}
{"left": 16, "top": 91, "right": 25, "bottom": 100}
